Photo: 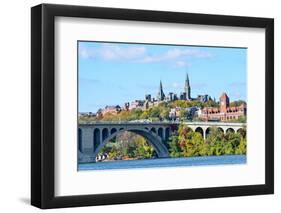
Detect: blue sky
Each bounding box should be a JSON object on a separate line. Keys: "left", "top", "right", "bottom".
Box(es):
{"left": 78, "top": 41, "right": 247, "bottom": 112}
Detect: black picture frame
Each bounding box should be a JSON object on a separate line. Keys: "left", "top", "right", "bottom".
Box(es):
{"left": 31, "top": 3, "right": 274, "bottom": 209}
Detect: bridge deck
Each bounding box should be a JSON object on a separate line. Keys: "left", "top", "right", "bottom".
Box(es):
{"left": 79, "top": 121, "right": 245, "bottom": 127}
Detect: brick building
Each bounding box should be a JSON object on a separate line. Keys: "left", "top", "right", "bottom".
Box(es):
{"left": 102, "top": 105, "right": 121, "bottom": 116}
{"left": 129, "top": 100, "right": 145, "bottom": 110}
{"left": 199, "top": 93, "right": 246, "bottom": 121}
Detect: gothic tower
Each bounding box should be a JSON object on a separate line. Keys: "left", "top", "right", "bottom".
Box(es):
{"left": 184, "top": 73, "right": 191, "bottom": 100}
{"left": 157, "top": 80, "right": 165, "bottom": 101}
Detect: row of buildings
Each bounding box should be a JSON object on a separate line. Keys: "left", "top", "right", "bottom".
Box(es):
{"left": 100, "top": 73, "right": 211, "bottom": 114}
{"left": 80, "top": 74, "right": 246, "bottom": 122}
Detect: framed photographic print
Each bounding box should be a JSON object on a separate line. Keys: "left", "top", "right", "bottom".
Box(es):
{"left": 31, "top": 4, "right": 274, "bottom": 209}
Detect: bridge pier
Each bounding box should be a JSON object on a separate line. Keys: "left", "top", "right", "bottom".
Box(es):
{"left": 78, "top": 127, "right": 96, "bottom": 163}
{"left": 162, "top": 129, "right": 166, "bottom": 141}
{"left": 81, "top": 127, "right": 94, "bottom": 154}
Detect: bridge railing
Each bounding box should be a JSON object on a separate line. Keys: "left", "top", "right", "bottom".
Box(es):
{"left": 79, "top": 120, "right": 245, "bottom": 127}
{"left": 79, "top": 120, "right": 180, "bottom": 125}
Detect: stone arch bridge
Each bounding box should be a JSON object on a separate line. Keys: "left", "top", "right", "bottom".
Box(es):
{"left": 185, "top": 122, "right": 246, "bottom": 139}
{"left": 78, "top": 122, "right": 245, "bottom": 163}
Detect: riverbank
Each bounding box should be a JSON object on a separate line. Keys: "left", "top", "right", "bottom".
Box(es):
{"left": 78, "top": 155, "right": 246, "bottom": 171}
{"left": 94, "top": 156, "right": 156, "bottom": 163}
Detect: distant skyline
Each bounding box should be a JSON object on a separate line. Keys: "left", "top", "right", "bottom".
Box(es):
{"left": 78, "top": 41, "right": 247, "bottom": 112}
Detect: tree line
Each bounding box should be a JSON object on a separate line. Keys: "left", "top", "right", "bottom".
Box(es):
{"left": 168, "top": 124, "right": 246, "bottom": 157}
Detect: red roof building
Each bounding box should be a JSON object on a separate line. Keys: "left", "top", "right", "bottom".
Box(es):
{"left": 200, "top": 93, "right": 246, "bottom": 121}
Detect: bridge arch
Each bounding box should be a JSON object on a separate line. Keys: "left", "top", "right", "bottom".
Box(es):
{"left": 205, "top": 127, "right": 212, "bottom": 138}
{"left": 217, "top": 127, "right": 224, "bottom": 133}
{"left": 226, "top": 128, "right": 235, "bottom": 134}
{"left": 237, "top": 128, "right": 246, "bottom": 137}
{"left": 110, "top": 128, "right": 117, "bottom": 134}
{"left": 237, "top": 128, "right": 243, "bottom": 134}
{"left": 151, "top": 127, "right": 156, "bottom": 133}
{"left": 93, "top": 128, "right": 169, "bottom": 159}
{"left": 195, "top": 127, "right": 204, "bottom": 137}
{"left": 102, "top": 128, "right": 109, "bottom": 140}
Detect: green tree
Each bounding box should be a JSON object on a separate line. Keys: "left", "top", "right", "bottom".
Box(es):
{"left": 160, "top": 108, "right": 170, "bottom": 120}
{"left": 237, "top": 116, "right": 247, "bottom": 123}
{"left": 150, "top": 107, "right": 161, "bottom": 118}
{"left": 230, "top": 100, "right": 246, "bottom": 107}
{"left": 223, "top": 141, "right": 235, "bottom": 155}
{"left": 204, "top": 100, "right": 219, "bottom": 107}
{"left": 98, "top": 132, "right": 155, "bottom": 160}
{"left": 176, "top": 124, "right": 206, "bottom": 157}
{"left": 168, "top": 135, "right": 183, "bottom": 157}
{"left": 168, "top": 125, "right": 248, "bottom": 157}
{"left": 235, "top": 137, "right": 247, "bottom": 155}
{"left": 180, "top": 132, "right": 205, "bottom": 157}
{"left": 140, "top": 110, "right": 150, "bottom": 119}
{"left": 129, "top": 108, "right": 143, "bottom": 120}
{"left": 134, "top": 140, "right": 155, "bottom": 159}
{"left": 179, "top": 109, "right": 188, "bottom": 121}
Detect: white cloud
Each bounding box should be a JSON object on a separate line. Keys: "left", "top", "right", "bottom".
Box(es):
{"left": 99, "top": 44, "right": 146, "bottom": 60}
{"left": 79, "top": 44, "right": 214, "bottom": 67}
{"left": 79, "top": 44, "right": 146, "bottom": 61}
{"left": 139, "top": 48, "right": 213, "bottom": 63}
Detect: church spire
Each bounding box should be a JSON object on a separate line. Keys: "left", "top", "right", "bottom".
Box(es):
{"left": 184, "top": 73, "right": 191, "bottom": 100}
{"left": 186, "top": 73, "right": 190, "bottom": 86}
{"left": 158, "top": 80, "right": 165, "bottom": 101}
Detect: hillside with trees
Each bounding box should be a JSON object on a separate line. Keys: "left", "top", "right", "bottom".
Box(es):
{"left": 79, "top": 99, "right": 246, "bottom": 123}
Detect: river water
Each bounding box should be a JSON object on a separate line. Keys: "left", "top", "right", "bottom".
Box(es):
{"left": 78, "top": 155, "right": 246, "bottom": 171}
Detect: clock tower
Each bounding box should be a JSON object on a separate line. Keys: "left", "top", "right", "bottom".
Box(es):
{"left": 220, "top": 93, "right": 229, "bottom": 113}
